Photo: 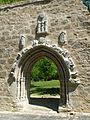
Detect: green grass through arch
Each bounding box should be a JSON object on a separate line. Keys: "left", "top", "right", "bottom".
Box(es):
{"left": 30, "top": 80, "right": 60, "bottom": 97}
{"left": 30, "top": 57, "right": 60, "bottom": 97}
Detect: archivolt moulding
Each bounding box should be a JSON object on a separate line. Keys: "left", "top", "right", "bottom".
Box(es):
{"left": 9, "top": 37, "right": 78, "bottom": 108}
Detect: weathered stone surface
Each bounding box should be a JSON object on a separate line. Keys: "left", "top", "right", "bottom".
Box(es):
{"left": 0, "top": 59, "right": 6, "bottom": 64}
{"left": 0, "top": 71, "right": 7, "bottom": 78}
{"left": 0, "top": 0, "right": 90, "bottom": 112}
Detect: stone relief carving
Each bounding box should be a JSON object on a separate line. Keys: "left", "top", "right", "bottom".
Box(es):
{"left": 22, "top": 48, "right": 29, "bottom": 54}
{"left": 10, "top": 62, "right": 17, "bottom": 76}
{"left": 61, "top": 49, "right": 77, "bottom": 79}
{"left": 46, "top": 39, "right": 51, "bottom": 45}
{"left": 19, "top": 34, "right": 26, "bottom": 51}
{"left": 32, "top": 37, "right": 51, "bottom": 46}
{"left": 38, "top": 37, "right": 46, "bottom": 44}
{"left": 58, "top": 30, "right": 67, "bottom": 47}
{"left": 16, "top": 53, "right": 22, "bottom": 61}
{"left": 32, "top": 39, "right": 38, "bottom": 47}
{"left": 37, "top": 13, "right": 48, "bottom": 34}
{"left": 51, "top": 44, "right": 77, "bottom": 79}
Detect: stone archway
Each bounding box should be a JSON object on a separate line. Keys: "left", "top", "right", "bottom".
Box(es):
{"left": 9, "top": 36, "right": 78, "bottom": 111}
{"left": 20, "top": 45, "right": 70, "bottom": 105}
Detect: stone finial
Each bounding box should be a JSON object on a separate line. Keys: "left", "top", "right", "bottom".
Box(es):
{"left": 58, "top": 30, "right": 67, "bottom": 47}
{"left": 37, "top": 13, "right": 48, "bottom": 34}
{"left": 19, "top": 34, "right": 26, "bottom": 51}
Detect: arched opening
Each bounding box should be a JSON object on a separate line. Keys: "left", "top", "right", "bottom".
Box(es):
{"left": 13, "top": 45, "right": 70, "bottom": 111}
{"left": 29, "top": 57, "right": 60, "bottom": 111}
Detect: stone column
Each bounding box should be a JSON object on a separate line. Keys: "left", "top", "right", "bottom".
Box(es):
{"left": 16, "top": 79, "right": 20, "bottom": 101}
{"left": 16, "top": 67, "right": 21, "bottom": 101}
{"left": 58, "top": 80, "right": 71, "bottom": 112}
{"left": 20, "top": 78, "right": 24, "bottom": 100}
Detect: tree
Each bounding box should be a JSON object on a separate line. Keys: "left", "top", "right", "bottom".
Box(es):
{"left": 31, "top": 57, "right": 58, "bottom": 81}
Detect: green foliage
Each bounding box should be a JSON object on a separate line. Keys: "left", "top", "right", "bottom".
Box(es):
{"left": 31, "top": 57, "right": 58, "bottom": 81}
{"left": 0, "top": 0, "right": 23, "bottom": 4}
{"left": 31, "top": 80, "right": 60, "bottom": 96}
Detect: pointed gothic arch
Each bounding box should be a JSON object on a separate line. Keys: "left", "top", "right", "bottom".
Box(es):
{"left": 8, "top": 41, "right": 78, "bottom": 111}
{"left": 10, "top": 44, "right": 71, "bottom": 107}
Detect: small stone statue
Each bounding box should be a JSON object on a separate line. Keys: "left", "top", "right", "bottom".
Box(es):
{"left": 19, "top": 34, "right": 26, "bottom": 51}
{"left": 58, "top": 31, "right": 67, "bottom": 47}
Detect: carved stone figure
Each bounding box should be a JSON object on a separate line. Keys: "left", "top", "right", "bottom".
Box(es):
{"left": 32, "top": 40, "right": 38, "bottom": 47}
{"left": 61, "top": 49, "right": 75, "bottom": 71}
{"left": 38, "top": 37, "right": 46, "bottom": 44}
{"left": 22, "top": 48, "right": 29, "bottom": 54}
{"left": 61, "top": 49, "right": 77, "bottom": 79}
{"left": 19, "top": 34, "right": 26, "bottom": 51}
{"left": 10, "top": 62, "right": 17, "bottom": 76}
{"left": 37, "top": 13, "right": 48, "bottom": 34}
{"left": 68, "top": 56, "right": 75, "bottom": 71}
{"left": 16, "top": 53, "right": 22, "bottom": 61}
{"left": 52, "top": 44, "right": 58, "bottom": 48}
{"left": 58, "top": 31, "right": 67, "bottom": 47}
{"left": 70, "top": 71, "right": 78, "bottom": 79}
{"left": 46, "top": 39, "right": 50, "bottom": 45}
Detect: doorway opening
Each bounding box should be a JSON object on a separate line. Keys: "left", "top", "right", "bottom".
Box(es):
{"left": 30, "top": 57, "right": 60, "bottom": 112}
{"left": 9, "top": 45, "right": 71, "bottom": 112}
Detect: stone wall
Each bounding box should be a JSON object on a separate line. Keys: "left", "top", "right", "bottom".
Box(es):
{"left": 0, "top": 0, "right": 90, "bottom": 112}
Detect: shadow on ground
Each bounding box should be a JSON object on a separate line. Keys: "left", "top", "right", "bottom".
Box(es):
{"left": 29, "top": 97, "right": 60, "bottom": 112}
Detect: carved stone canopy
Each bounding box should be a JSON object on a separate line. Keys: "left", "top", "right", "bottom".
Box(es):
{"left": 36, "top": 13, "right": 48, "bottom": 36}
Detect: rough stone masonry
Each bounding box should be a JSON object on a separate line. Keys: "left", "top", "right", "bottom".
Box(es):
{"left": 0, "top": 0, "right": 90, "bottom": 112}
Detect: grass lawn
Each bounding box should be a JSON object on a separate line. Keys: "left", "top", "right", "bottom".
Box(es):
{"left": 30, "top": 80, "right": 60, "bottom": 97}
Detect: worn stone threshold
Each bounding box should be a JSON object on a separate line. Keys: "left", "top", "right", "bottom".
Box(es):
{"left": 0, "top": 111, "right": 90, "bottom": 117}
